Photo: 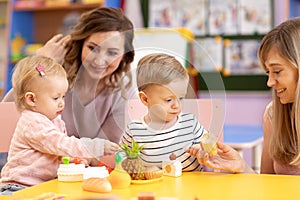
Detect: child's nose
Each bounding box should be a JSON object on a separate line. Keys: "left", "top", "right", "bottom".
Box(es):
{"left": 172, "top": 99, "right": 180, "bottom": 108}
{"left": 59, "top": 100, "right": 65, "bottom": 108}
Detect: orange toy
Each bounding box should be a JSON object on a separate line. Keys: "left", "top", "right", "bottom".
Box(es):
{"left": 107, "top": 153, "right": 131, "bottom": 189}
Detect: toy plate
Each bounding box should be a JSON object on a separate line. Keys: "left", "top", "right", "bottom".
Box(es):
{"left": 131, "top": 177, "right": 163, "bottom": 184}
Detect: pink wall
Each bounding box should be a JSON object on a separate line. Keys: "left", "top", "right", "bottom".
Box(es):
{"left": 199, "top": 91, "right": 272, "bottom": 126}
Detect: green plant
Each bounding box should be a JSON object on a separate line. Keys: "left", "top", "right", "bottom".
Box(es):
{"left": 120, "top": 139, "right": 145, "bottom": 180}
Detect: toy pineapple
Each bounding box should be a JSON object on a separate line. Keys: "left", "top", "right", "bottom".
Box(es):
{"left": 121, "top": 140, "right": 145, "bottom": 180}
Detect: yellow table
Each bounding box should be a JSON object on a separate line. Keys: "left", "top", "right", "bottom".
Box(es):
{"left": 6, "top": 172, "right": 300, "bottom": 200}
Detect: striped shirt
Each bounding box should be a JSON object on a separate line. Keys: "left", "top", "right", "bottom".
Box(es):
{"left": 121, "top": 113, "right": 207, "bottom": 171}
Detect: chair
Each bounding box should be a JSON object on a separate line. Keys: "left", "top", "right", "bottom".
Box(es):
{"left": 125, "top": 98, "right": 224, "bottom": 141}
{"left": 0, "top": 102, "right": 20, "bottom": 153}
{"left": 223, "top": 124, "right": 263, "bottom": 172}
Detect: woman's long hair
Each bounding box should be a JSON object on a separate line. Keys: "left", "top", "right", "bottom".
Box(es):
{"left": 64, "top": 7, "right": 135, "bottom": 93}
{"left": 258, "top": 17, "right": 300, "bottom": 165}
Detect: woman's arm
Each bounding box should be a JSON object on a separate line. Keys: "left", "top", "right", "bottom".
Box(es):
{"left": 260, "top": 105, "right": 275, "bottom": 174}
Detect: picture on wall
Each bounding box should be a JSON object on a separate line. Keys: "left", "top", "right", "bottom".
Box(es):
{"left": 148, "top": 0, "right": 207, "bottom": 36}
{"left": 224, "top": 39, "right": 264, "bottom": 75}
{"left": 148, "top": 0, "right": 177, "bottom": 28}
{"left": 208, "top": 0, "right": 239, "bottom": 35}
{"left": 176, "top": 0, "right": 207, "bottom": 36}
{"left": 193, "top": 37, "right": 223, "bottom": 72}
{"left": 239, "top": 0, "right": 272, "bottom": 35}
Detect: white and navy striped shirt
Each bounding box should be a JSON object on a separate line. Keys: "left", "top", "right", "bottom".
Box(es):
{"left": 121, "top": 113, "right": 207, "bottom": 171}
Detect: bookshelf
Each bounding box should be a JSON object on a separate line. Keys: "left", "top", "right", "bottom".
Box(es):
{"left": 12, "top": 2, "right": 104, "bottom": 44}
{"left": 4, "top": 1, "right": 104, "bottom": 93}
{"left": 0, "top": 0, "right": 10, "bottom": 99}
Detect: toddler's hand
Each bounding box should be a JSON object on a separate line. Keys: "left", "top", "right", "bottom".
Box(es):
{"left": 185, "top": 144, "right": 201, "bottom": 156}
{"left": 104, "top": 140, "right": 119, "bottom": 155}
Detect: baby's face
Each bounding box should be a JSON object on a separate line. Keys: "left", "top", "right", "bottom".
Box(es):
{"left": 33, "top": 75, "right": 68, "bottom": 120}
{"left": 144, "top": 79, "right": 188, "bottom": 123}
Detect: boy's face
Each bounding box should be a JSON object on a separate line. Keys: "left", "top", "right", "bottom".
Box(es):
{"left": 140, "top": 79, "right": 189, "bottom": 123}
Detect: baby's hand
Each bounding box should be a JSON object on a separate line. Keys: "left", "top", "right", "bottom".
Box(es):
{"left": 185, "top": 144, "right": 201, "bottom": 157}
{"left": 104, "top": 140, "right": 119, "bottom": 155}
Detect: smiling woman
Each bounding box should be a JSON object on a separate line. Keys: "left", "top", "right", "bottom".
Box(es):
{"left": 187, "top": 17, "right": 300, "bottom": 176}
{"left": 261, "top": 46, "right": 298, "bottom": 105}
{"left": 60, "top": 7, "right": 136, "bottom": 144}
{"left": 3, "top": 7, "right": 135, "bottom": 145}
{"left": 2, "top": 7, "right": 136, "bottom": 170}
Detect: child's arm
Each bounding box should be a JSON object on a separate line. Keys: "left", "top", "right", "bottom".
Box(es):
{"left": 24, "top": 121, "right": 118, "bottom": 160}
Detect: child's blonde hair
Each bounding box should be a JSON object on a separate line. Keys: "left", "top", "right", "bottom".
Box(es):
{"left": 12, "top": 55, "right": 67, "bottom": 111}
{"left": 136, "top": 53, "right": 189, "bottom": 91}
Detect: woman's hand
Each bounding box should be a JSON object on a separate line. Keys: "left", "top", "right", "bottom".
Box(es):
{"left": 187, "top": 141, "right": 255, "bottom": 173}
{"left": 198, "top": 142, "right": 254, "bottom": 173}
{"left": 36, "top": 34, "right": 71, "bottom": 64}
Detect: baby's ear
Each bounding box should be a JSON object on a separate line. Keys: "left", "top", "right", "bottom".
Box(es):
{"left": 138, "top": 91, "right": 148, "bottom": 106}
{"left": 24, "top": 92, "right": 36, "bottom": 107}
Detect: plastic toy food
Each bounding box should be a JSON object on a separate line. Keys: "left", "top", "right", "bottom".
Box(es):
{"left": 73, "top": 157, "right": 81, "bottom": 164}
{"left": 82, "top": 177, "right": 112, "bottom": 193}
{"left": 83, "top": 166, "right": 109, "bottom": 180}
{"left": 57, "top": 157, "right": 85, "bottom": 182}
{"left": 82, "top": 165, "right": 111, "bottom": 193}
{"left": 120, "top": 140, "right": 164, "bottom": 181}
{"left": 144, "top": 166, "right": 163, "bottom": 180}
{"left": 201, "top": 133, "right": 218, "bottom": 156}
{"left": 121, "top": 140, "right": 145, "bottom": 180}
{"left": 98, "top": 160, "right": 113, "bottom": 173}
{"left": 138, "top": 192, "right": 156, "bottom": 200}
{"left": 107, "top": 153, "right": 131, "bottom": 189}
{"left": 162, "top": 153, "right": 182, "bottom": 177}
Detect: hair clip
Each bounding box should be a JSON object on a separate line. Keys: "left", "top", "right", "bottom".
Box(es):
{"left": 36, "top": 65, "right": 45, "bottom": 77}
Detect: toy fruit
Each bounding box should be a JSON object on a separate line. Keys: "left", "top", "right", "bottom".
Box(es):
{"left": 121, "top": 140, "right": 145, "bottom": 180}
{"left": 98, "top": 160, "right": 113, "bottom": 173}
{"left": 73, "top": 157, "right": 81, "bottom": 164}
{"left": 107, "top": 153, "right": 131, "bottom": 189}
{"left": 201, "top": 133, "right": 218, "bottom": 156}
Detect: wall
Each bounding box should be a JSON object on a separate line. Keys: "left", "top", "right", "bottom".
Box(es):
{"left": 199, "top": 91, "right": 272, "bottom": 126}
{"left": 199, "top": 90, "right": 272, "bottom": 170}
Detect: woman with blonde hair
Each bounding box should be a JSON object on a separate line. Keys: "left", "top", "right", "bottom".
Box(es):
{"left": 188, "top": 17, "right": 300, "bottom": 175}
